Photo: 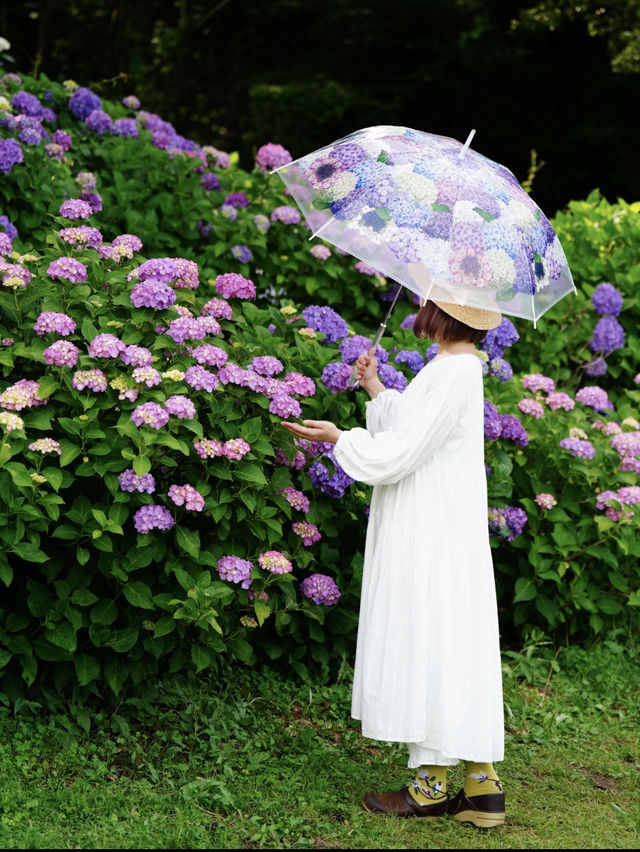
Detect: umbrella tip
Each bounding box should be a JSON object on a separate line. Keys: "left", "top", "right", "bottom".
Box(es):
{"left": 460, "top": 129, "right": 476, "bottom": 157}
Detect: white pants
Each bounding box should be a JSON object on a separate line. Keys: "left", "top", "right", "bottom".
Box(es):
{"left": 407, "top": 741, "right": 461, "bottom": 769}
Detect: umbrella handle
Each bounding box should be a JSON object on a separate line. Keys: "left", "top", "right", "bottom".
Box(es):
{"left": 347, "top": 284, "right": 405, "bottom": 390}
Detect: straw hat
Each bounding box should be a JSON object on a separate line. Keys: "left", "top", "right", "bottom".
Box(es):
{"left": 433, "top": 300, "right": 502, "bottom": 330}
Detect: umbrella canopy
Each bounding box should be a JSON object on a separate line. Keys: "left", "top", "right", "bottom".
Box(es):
{"left": 274, "top": 125, "right": 576, "bottom": 324}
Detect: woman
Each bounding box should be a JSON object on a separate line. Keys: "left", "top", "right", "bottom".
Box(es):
{"left": 280, "top": 297, "right": 506, "bottom": 829}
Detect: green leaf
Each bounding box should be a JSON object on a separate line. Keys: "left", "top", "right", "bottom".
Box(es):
{"left": 106, "top": 627, "right": 139, "bottom": 653}
{"left": 12, "top": 541, "right": 49, "bottom": 563}
{"left": 254, "top": 599, "right": 271, "bottom": 627}
{"left": 153, "top": 616, "right": 176, "bottom": 638}
{"left": 37, "top": 376, "right": 59, "bottom": 399}
{"left": 133, "top": 454, "right": 151, "bottom": 476}
{"left": 191, "top": 645, "right": 211, "bottom": 672}
{"left": 45, "top": 621, "right": 77, "bottom": 653}
{"left": 234, "top": 464, "right": 267, "bottom": 485}
{"left": 104, "top": 657, "right": 129, "bottom": 694}
{"left": 74, "top": 654, "right": 100, "bottom": 686}
{"left": 0, "top": 557, "right": 13, "bottom": 587}
{"left": 42, "top": 467, "right": 63, "bottom": 491}
{"left": 90, "top": 599, "right": 118, "bottom": 626}
{"left": 514, "top": 576, "right": 537, "bottom": 603}
{"left": 70, "top": 588, "right": 99, "bottom": 606}
{"left": 176, "top": 527, "right": 200, "bottom": 560}
{"left": 227, "top": 637, "right": 254, "bottom": 664}
{"left": 122, "top": 581, "right": 155, "bottom": 610}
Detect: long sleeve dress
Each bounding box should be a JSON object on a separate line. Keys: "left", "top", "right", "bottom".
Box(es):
{"left": 333, "top": 353, "right": 504, "bottom": 767}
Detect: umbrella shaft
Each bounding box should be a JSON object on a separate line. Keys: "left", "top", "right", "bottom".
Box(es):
{"left": 347, "top": 284, "right": 404, "bottom": 388}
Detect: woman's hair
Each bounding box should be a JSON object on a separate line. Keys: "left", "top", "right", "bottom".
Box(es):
{"left": 413, "top": 301, "right": 486, "bottom": 344}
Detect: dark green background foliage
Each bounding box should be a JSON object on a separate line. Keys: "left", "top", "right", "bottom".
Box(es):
{"left": 0, "top": 69, "right": 639, "bottom": 712}
{"left": 1, "top": 0, "right": 639, "bottom": 216}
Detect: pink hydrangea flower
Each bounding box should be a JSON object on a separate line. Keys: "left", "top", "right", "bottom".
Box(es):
{"left": 522, "top": 373, "right": 555, "bottom": 394}
{"left": 258, "top": 550, "right": 293, "bottom": 574}
{"left": 168, "top": 483, "right": 205, "bottom": 511}
{"left": 546, "top": 392, "right": 575, "bottom": 411}
{"left": 534, "top": 493, "right": 557, "bottom": 510}
{"left": 222, "top": 438, "right": 250, "bottom": 460}
{"left": 292, "top": 521, "right": 321, "bottom": 546}
{"left": 517, "top": 398, "right": 544, "bottom": 418}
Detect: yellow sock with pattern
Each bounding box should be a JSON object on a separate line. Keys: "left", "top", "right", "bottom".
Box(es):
{"left": 408, "top": 765, "right": 448, "bottom": 805}
{"left": 463, "top": 762, "right": 503, "bottom": 797}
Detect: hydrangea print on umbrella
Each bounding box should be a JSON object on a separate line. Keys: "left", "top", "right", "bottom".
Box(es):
{"left": 276, "top": 125, "right": 575, "bottom": 322}
{"left": 300, "top": 573, "right": 341, "bottom": 605}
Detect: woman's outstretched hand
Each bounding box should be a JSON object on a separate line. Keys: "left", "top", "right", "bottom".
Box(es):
{"left": 280, "top": 419, "right": 342, "bottom": 444}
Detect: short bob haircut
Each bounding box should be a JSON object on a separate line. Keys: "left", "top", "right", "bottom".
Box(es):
{"left": 413, "top": 301, "right": 487, "bottom": 344}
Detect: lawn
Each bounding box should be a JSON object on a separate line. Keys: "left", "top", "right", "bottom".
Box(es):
{"left": 0, "top": 631, "right": 638, "bottom": 849}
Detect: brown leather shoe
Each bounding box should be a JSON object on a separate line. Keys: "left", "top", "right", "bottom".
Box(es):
{"left": 448, "top": 789, "right": 506, "bottom": 828}
{"left": 362, "top": 786, "right": 449, "bottom": 818}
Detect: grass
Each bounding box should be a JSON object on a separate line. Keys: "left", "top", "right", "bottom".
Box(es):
{"left": 0, "top": 630, "right": 638, "bottom": 849}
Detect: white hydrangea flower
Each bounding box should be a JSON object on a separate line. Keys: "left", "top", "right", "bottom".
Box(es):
{"left": 486, "top": 249, "right": 516, "bottom": 286}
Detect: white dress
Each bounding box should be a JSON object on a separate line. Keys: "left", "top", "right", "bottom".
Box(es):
{"left": 333, "top": 353, "right": 504, "bottom": 767}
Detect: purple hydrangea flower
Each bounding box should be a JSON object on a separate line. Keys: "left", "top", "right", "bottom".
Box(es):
{"left": 222, "top": 438, "right": 251, "bottom": 460}
{"left": 0, "top": 215, "right": 18, "bottom": 241}
{"left": 47, "top": 256, "right": 88, "bottom": 283}
{"left": 253, "top": 214, "right": 271, "bottom": 233}
{"left": 321, "top": 361, "right": 352, "bottom": 394}
{"left": 258, "top": 551, "right": 293, "bottom": 574}
{"left": 11, "top": 91, "right": 44, "bottom": 117}
{"left": 131, "top": 402, "right": 169, "bottom": 429}
{"left": 488, "top": 506, "right": 527, "bottom": 541}
{"left": 201, "top": 172, "right": 220, "bottom": 191}
{"left": 425, "top": 343, "right": 439, "bottom": 361}
{"left": 401, "top": 312, "right": 418, "bottom": 330}
{"left": 394, "top": 349, "right": 425, "bottom": 373}
{"left": 300, "top": 573, "right": 341, "bottom": 605}
{"left": 588, "top": 316, "right": 625, "bottom": 355}
{"left": 270, "top": 205, "right": 301, "bottom": 224}
{"left": 546, "top": 392, "right": 575, "bottom": 411}
{"left": 27, "top": 437, "right": 61, "bottom": 455}
{"left": 134, "top": 257, "right": 180, "bottom": 284}
{"left": 80, "top": 191, "right": 102, "bottom": 213}
{"left": 284, "top": 372, "right": 315, "bottom": 396}
{"left": 302, "top": 305, "right": 348, "bottom": 344}
{"left": 517, "top": 398, "right": 544, "bottom": 418}
{"left": 378, "top": 363, "right": 408, "bottom": 392}
{"left": 89, "top": 333, "right": 126, "bottom": 358}
{"left": 308, "top": 451, "right": 354, "bottom": 498}
{"left": 250, "top": 355, "right": 284, "bottom": 376}
{"left": 118, "top": 469, "right": 156, "bottom": 493}
{"left": 69, "top": 87, "right": 102, "bottom": 120}
{"left": 166, "top": 316, "right": 206, "bottom": 345}
{"left": 255, "top": 142, "right": 292, "bottom": 173}
{"left": 34, "top": 311, "right": 76, "bottom": 337}
{"left": 168, "top": 483, "right": 205, "bottom": 511}
{"left": 184, "top": 365, "right": 218, "bottom": 392}
{"left": 59, "top": 199, "right": 93, "bottom": 220}
{"left": 122, "top": 95, "right": 141, "bottom": 109}
{"left": 192, "top": 344, "right": 228, "bottom": 368}
{"left": 584, "top": 356, "right": 608, "bottom": 377}
{"left": 489, "top": 358, "right": 513, "bottom": 382}
{"left": 576, "top": 386, "right": 613, "bottom": 412}
{"left": 132, "top": 366, "right": 162, "bottom": 387}
{"left": 498, "top": 414, "right": 529, "bottom": 447}
{"left": 559, "top": 437, "right": 595, "bottom": 459}
{"left": 58, "top": 226, "right": 103, "bottom": 247}
{"left": 231, "top": 245, "right": 252, "bottom": 263}
{"left": 591, "top": 282, "right": 622, "bottom": 317}
{"left": 85, "top": 109, "right": 113, "bottom": 134}
{"left": 164, "top": 395, "right": 196, "bottom": 419}
{"left": 310, "top": 244, "right": 331, "bottom": 261}
{"left": 120, "top": 345, "right": 153, "bottom": 367}
{"left": 535, "top": 493, "right": 557, "bottom": 510}
{"left": 522, "top": 373, "right": 555, "bottom": 394}
{"left": 52, "top": 130, "right": 72, "bottom": 150}
{"left": 112, "top": 118, "right": 139, "bottom": 138}
{"left": 292, "top": 521, "right": 321, "bottom": 546}
{"left": 133, "top": 504, "right": 174, "bottom": 533}
{"left": 0, "top": 139, "right": 24, "bottom": 174}
{"left": 215, "top": 273, "right": 256, "bottom": 299}
{"left": 269, "top": 394, "right": 302, "bottom": 418}
{"left": 224, "top": 192, "right": 250, "bottom": 208}
{"left": 277, "top": 486, "right": 310, "bottom": 513}
{"left": 43, "top": 340, "right": 79, "bottom": 367}
{"left": 217, "top": 555, "right": 253, "bottom": 589}
{"left": 130, "top": 278, "right": 177, "bottom": 309}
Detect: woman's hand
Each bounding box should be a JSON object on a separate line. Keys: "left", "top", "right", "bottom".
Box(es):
{"left": 355, "top": 347, "right": 378, "bottom": 387}
{"left": 280, "top": 419, "right": 343, "bottom": 444}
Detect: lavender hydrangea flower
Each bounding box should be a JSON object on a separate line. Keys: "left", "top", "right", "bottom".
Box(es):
{"left": 131, "top": 401, "right": 169, "bottom": 429}
{"left": 215, "top": 273, "right": 256, "bottom": 299}
{"left": 193, "top": 438, "right": 224, "bottom": 459}
{"left": 401, "top": 312, "right": 418, "bottom": 330}
{"left": 255, "top": 142, "right": 292, "bottom": 173}
{"left": 559, "top": 437, "right": 595, "bottom": 459}
{"left": 588, "top": 316, "right": 625, "bottom": 355}
{"left": 58, "top": 226, "right": 103, "bottom": 247}
{"left": 122, "top": 95, "right": 141, "bottom": 109}
{"left": 300, "top": 573, "right": 341, "bottom": 605}
{"left": 43, "top": 340, "right": 79, "bottom": 367}
{"left": 489, "top": 358, "right": 513, "bottom": 382}
{"left": 517, "top": 398, "right": 544, "bottom": 418}
{"left": 546, "top": 392, "right": 575, "bottom": 411}
{"left": 522, "top": 373, "right": 555, "bottom": 394}
{"left": 112, "top": 118, "right": 139, "bottom": 138}
{"left": 52, "top": 130, "right": 72, "bottom": 151}
{"left": 47, "top": 256, "right": 88, "bottom": 283}
{"left": 0, "top": 379, "right": 48, "bottom": 410}
{"left": 575, "top": 386, "right": 613, "bottom": 412}
{"left": 224, "top": 192, "right": 250, "bottom": 208}
{"left": 164, "top": 395, "right": 196, "bottom": 419}
{"left": 258, "top": 551, "right": 293, "bottom": 574}
{"left": 89, "top": 333, "right": 126, "bottom": 358}
{"left": 192, "top": 344, "right": 228, "bottom": 368}
{"left": 253, "top": 214, "right": 271, "bottom": 233}
{"left": 134, "top": 257, "right": 180, "bottom": 284}
{"left": 166, "top": 316, "right": 205, "bottom": 345}
{"left": 133, "top": 504, "right": 174, "bottom": 533}
{"left": 118, "top": 469, "right": 156, "bottom": 493}
{"left": 0, "top": 232, "right": 11, "bottom": 256}
{"left": 121, "top": 345, "right": 153, "bottom": 367}
{"left": 535, "top": 493, "right": 557, "bottom": 510}
{"left": 217, "top": 555, "right": 253, "bottom": 589}
{"left": 321, "top": 362, "right": 352, "bottom": 394}
{"left": 591, "top": 282, "right": 622, "bottom": 317}
{"left": 201, "top": 172, "right": 220, "bottom": 191}
{"left": 292, "top": 521, "right": 321, "bottom": 546}
{"left": 59, "top": 199, "right": 93, "bottom": 220}
{"left": 270, "top": 205, "right": 301, "bottom": 224}
{"left": 222, "top": 438, "right": 251, "bottom": 460}
{"left": 250, "top": 355, "right": 284, "bottom": 376}
{"left": 269, "top": 394, "right": 302, "bottom": 418}
{"left": 27, "top": 437, "right": 61, "bottom": 455}
{"left": 34, "top": 311, "right": 76, "bottom": 337}
{"left": 584, "top": 356, "right": 608, "bottom": 377}
{"left": 498, "top": 414, "right": 529, "bottom": 447}
{"left": 132, "top": 367, "right": 162, "bottom": 387}
{"left": 168, "top": 484, "right": 205, "bottom": 511}
{"left": 184, "top": 365, "right": 218, "bottom": 392}
{"left": 284, "top": 372, "right": 315, "bottom": 396}
{"left": 130, "top": 278, "right": 176, "bottom": 309}
{"left": 72, "top": 369, "right": 107, "bottom": 392}
{"left": 302, "top": 305, "right": 348, "bottom": 344}
{"left": 310, "top": 244, "right": 331, "bottom": 261}
{"left": 85, "top": 109, "right": 113, "bottom": 134}
{"left": 231, "top": 245, "right": 252, "bottom": 263}
{"left": 277, "top": 486, "right": 310, "bottom": 513}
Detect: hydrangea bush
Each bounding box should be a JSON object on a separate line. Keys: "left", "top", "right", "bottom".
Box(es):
{"left": 0, "top": 69, "right": 639, "bottom": 706}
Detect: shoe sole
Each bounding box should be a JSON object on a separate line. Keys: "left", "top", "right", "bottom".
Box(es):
{"left": 452, "top": 809, "right": 505, "bottom": 828}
